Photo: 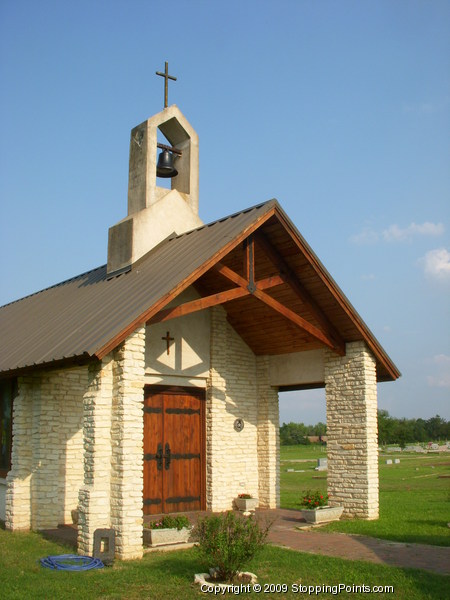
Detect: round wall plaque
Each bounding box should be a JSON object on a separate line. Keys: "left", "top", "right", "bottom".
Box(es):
{"left": 234, "top": 418, "right": 244, "bottom": 432}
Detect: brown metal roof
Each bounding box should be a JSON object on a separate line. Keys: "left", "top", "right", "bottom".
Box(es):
{"left": 0, "top": 199, "right": 400, "bottom": 381}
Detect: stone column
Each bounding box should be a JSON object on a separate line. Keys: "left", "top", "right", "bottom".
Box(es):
{"left": 5, "top": 376, "right": 35, "bottom": 531}
{"left": 110, "top": 327, "right": 145, "bottom": 560}
{"left": 325, "top": 341, "right": 379, "bottom": 519}
{"left": 256, "top": 356, "right": 280, "bottom": 508}
{"left": 78, "top": 356, "right": 114, "bottom": 555}
{"left": 207, "top": 307, "right": 228, "bottom": 511}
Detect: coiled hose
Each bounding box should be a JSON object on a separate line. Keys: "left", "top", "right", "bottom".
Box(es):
{"left": 40, "top": 554, "right": 104, "bottom": 571}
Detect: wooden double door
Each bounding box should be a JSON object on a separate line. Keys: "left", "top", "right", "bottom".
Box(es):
{"left": 143, "top": 386, "right": 206, "bottom": 515}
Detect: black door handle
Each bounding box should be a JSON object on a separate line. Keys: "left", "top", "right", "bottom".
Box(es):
{"left": 164, "top": 442, "right": 171, "bottom": 470}
{"left": 156, "top": 443, "right": 163, "bottom": 471}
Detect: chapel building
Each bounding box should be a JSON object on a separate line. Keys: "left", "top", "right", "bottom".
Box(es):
{"left": 0, "top": 104, "right": 400, "bottom": 559}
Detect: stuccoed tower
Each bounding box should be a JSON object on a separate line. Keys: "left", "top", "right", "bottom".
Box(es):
{"left": 107, "top": 105, "right": 202, "bottom": 275}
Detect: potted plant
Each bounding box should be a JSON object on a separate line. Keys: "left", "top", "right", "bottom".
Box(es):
{"left": 193, "top": 511, "right": 270, "bottom": 589}
{"left": 235, "top": 493, "right": 258, "bottom": 514}
{"left": 300, "top": 489, "right": 343, "bottom": 524}
{"left": 143, "top": 514, "right": 191, "bottom": 547}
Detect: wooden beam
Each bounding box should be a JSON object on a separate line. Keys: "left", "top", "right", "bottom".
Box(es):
{"left": 213, "top": 263, "right": 248, "bottom": 289}
{"left": 147, "top": 287, "right": 250, "bottom": 324}
{"left": 213, "top": 263, "right": 284, "bottom": 292}
{"left": 243, "top": 235, "right": 255, "bottom": 291}
{"left": 252, "top": 287, "right": 344, "bottom": 354}
{"left": 254, "top": 230, "right": 345, "bottom": 354}
{"left": 148, "top": 273, "right": 285, "bottom": 325}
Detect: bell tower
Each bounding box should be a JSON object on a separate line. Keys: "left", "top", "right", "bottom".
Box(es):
{"left": 107, "top": 72, "right": 202, "bottom": 275}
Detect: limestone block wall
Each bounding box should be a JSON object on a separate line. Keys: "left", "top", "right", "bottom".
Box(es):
{"left": 325, "top": 341, "right": 379, "bottom": 519}
{"left": 0, "top": 480, "right": 5, "bottom": 521}
{"left": 78, "top": 327, "right": 146, "bottom": 560}
{"left": 110, "top": 327, "right": 145, "bottom": 560}
{"left": 31, "top": 368, "right": 85, "bottom": 529}
{"left": 208, "top": 307, "right": 269, "bottom": 511}
{"left": 5, "top": 375, "right": 35, "bottom": 530}
{"left": 5, "top": 368, "right": 86, "bottom": 531}
{"left": 78, "top": 357, "right": 114, "bottom": 554}
{"left": 256, "top": 356, "right": 280, "bottom": 508}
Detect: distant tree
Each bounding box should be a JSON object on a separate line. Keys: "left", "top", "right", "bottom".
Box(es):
{"left": 280, "top": 422, "right": 310, "bottom": 445}
{"left": 281, "top": 413, "right": 449, "bottom": 447}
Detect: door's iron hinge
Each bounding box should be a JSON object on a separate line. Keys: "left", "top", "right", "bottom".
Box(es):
{"left": 166, "top": 496, "right": 200, "bottom": 504}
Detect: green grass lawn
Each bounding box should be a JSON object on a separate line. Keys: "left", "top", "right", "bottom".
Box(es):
{"left": 0, "top": 528, "right": 448, "bottom": 600}
{"left": 1, "top": 446, "right": 449, "bottom": 599}
{"left": 281, "top": 445, "right": 450, "bottom": 546}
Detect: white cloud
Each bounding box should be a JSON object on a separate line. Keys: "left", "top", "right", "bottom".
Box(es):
{"left": 383, "top": 222, "right": 444, "bottom": 242}
{"left": 403, "top": 96, "right": 450, "bottom": 115}
{"left": 349, "top": 228, "right": 379, "bottom": 245}
{"left": 361, "top": 273, "right": 375, "bottom": 281}
{"left": 419, "top": 248, "right": 450, "bottom": 281}
{"left": 427, "top": 354, "right": 450, "bottom": 389}
{"left": 350, "top": 221, "right": 444, "bottom": 245}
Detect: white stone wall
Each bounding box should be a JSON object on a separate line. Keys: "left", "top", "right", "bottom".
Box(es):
{"left": 78, "top": 327, "right": 146, "bottom": 560}
{"left": 0, "top": 479, "right": 6, "bottom": 521}
{"left": 5, "top": 368, "right": 86, "bottom": 531}
{"left": 257, "top": 356, "right": 280, "bottom": 508}
{"left": 110, "top": 327, "right": 145, "bottom": 560}
{"left": 78, "top": 357, "right": 114, "bottom": 554}
{"left": 208, "top": 307, "right": 277, "bottom": 511}
{"left": 5, "top": 375, "right": 34, "bottom": 530}
{"left": 31, "top": 369, "right": 86, "bottom": 529}
{"left": 325, "top": 341, "right": 379, "bottom": 519}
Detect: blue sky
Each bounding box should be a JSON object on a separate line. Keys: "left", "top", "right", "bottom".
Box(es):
{"left": 1, "top": 0, "right": 449, "bottom": 424}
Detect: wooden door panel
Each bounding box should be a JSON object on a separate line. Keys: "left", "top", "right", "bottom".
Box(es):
{"left": 163, "top": 392, "right": 202, "bottom": 512}
{"left": 144, "top": 387, "right": 205, "bottom": 515}
{"left": 143, "top": 393, "right": 163, "bottom": 515}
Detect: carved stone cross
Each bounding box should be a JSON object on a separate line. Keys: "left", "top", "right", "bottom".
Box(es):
{"left": 161, "top": 331, "right": 174, "bottom": 355}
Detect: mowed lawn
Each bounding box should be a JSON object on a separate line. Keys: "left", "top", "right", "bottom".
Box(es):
{"left": 281, "top": 444, "right": 450, "bottom": 546}
{"left": 0, "top": 528, "right": 448, "bottom": 600}
{"left": 0, "top": 445, "right": 449, "bottom": 599}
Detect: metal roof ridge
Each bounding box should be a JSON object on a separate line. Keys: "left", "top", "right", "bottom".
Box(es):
{"left": 167, "top": 198, "right": 278, "bottom": 241}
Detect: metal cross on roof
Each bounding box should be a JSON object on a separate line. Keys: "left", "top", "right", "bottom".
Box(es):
{"left": 155, "top": 61, "right": 177, "bottom": 108}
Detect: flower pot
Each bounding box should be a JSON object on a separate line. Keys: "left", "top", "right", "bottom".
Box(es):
{"left": 301, "top": 505, "right": 344, "bottom": 524}
{"left": 235, "top": 497, "right": 258, "bottom": 513}
{"left": 143, "top": 526, "right": 191, "bottom": 547}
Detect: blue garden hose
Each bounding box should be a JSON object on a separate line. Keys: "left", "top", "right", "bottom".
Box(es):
{"left": 40, "top": 554, "right": 104, "bottom": 571}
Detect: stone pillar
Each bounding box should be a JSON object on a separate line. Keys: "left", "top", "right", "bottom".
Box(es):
{"left": 207, "top": 307, "right": 228, "bottom": 511}
{"left": 256, "top": 356, "right": 280, "bottom": 508}
{"left": 78, "top": 356, "right": 114, "bottom": 555}
{"left": 325, "top": 341, "right": 379, "bottom": 519}
{"left": 5, "top": 376, "right": 35, "bottom": 530}
{"left": 110, "top": 327, "right": 145, "bottom": 560}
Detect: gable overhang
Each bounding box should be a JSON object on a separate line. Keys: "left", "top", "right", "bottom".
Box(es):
{"left": 0, "top": 199, "right": 400, "bottom": 382}
{"left": 95, "top": 201, "right": 400, "bottom": 382}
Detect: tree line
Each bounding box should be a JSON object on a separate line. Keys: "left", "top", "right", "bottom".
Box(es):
{"left": 280, "top": 411, "right": 449, "bottom": 446}
{"left": 377, "top": 410, "right": 449, "bottom": 446}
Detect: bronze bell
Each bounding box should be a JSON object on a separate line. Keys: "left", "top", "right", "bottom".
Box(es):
{"left": 156, "top": 149, "right": 178, "bottom": 178}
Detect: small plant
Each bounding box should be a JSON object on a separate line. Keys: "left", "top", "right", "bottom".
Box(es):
{"left": 300, "top": 489, "right": 328, "bottom": 509}
{"left": 144, "top": 515, "right": 190, "bottom": 530}
{"left": 237, "top": 493, "right": 253, "bottom": 499}
{"left": 193, "top": 511, "right": 271, "bottom": 582}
